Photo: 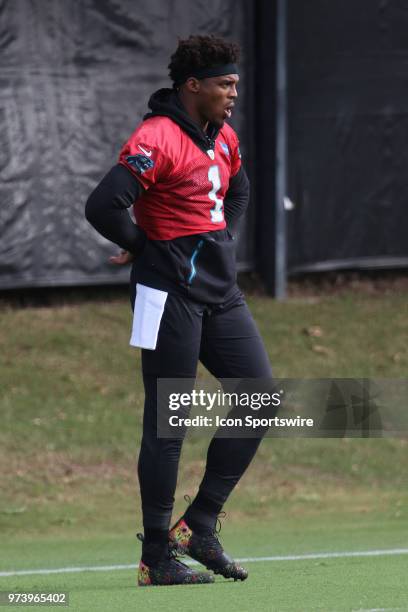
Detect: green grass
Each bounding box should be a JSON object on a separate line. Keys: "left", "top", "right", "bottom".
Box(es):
{"left": 0, "top": 289, "right": 407, "bottom": 610}
{"left": 3, "top": 558, "right": 406, "bottom": 612}
{"left": 1, "top": 515, "right": 407, "bottom": 611}
{"left": 1, "top": 292, "right": 407, "bottom": 457}
{"left": 2, "top": 557, "right": 407, "bottom": 612}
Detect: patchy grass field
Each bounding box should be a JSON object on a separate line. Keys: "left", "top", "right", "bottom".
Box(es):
{"left": 0, "top": 286, "right": 407, "bottom": 610}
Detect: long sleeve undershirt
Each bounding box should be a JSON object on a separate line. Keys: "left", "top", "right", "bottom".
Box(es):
{"left": 85, "top": 164, "right": 249, "bottom": 250}
{"left": 85, "top": 164, "right": 146, "bottom": 255}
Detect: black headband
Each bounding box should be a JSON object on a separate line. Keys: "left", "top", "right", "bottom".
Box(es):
{"left": 182, "top": 63, "right": 238, "bottom": 83}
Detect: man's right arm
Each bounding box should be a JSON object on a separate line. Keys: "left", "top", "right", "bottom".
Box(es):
{"left": 85, "top": 164, "right": 147, "bottom": 255}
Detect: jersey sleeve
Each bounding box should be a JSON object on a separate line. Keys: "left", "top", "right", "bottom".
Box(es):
{"left": 118, "top": 122, "right": 172, "bottom": 190}
{"left": 229, "top": 129, "right": 242, "bottom": 178}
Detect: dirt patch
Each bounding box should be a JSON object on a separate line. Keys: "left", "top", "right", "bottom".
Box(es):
{"left": 0, "top": 451, "right": 136, "bottom": 483}
{"left": 237, "top": 270, "right": 408, "bottom": 298}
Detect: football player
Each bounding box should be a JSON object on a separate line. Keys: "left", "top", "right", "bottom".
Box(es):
{"left": 86, "top": 35, "right": 273, "bottom": 586}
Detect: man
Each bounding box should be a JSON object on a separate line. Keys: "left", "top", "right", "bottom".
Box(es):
{"left": 85, "top": 35, "right": 272, "bottom": 586}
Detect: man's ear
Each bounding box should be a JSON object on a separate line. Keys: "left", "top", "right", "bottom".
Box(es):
{"left": 184, "top": 77, "right": 201, "bottom": 94}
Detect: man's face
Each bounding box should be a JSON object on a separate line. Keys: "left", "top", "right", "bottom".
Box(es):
{"left": 195, "top": 74, "right": 239, "bottom": 127}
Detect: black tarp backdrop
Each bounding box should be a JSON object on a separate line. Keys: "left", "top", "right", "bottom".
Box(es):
{"left": 287, "top": 0, "right": 408, "bottom": 273}
{"left": 2, "top": 1, "right": 408, "bottom": 291}
{"left": 0, "top": 0, "right": 251, "bottom": 289}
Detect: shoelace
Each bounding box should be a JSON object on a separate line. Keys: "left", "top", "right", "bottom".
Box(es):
{"left": 137, "top": 532, "right": 190, "bottom": 568}
{"left": 200, "top": 528, "right": 224, "bottom": 552}
{"left": 183, "top": 494, "right": 226, "bottom": 541}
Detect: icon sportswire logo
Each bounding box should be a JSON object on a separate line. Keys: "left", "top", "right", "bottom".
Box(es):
{"left": 138, "top": 145, "right": 152, "bottom": 157}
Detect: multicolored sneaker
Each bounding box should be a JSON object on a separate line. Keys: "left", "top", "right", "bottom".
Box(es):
{"left": 169, "top": 515, "right": 248, "bottom": 581}
{"left": 137, "top": 534, "right": 214, "bottom": 587}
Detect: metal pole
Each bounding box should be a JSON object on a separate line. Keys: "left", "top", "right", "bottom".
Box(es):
{"left": 275, "top": 0, "right": 288, "bottom": 299}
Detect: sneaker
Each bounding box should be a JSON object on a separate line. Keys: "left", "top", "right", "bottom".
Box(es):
{"left": 169, "top": 515, "right": 248, "bottom": 581}
{"left": 137, "top": 534, "right": 214, "bottom": 586}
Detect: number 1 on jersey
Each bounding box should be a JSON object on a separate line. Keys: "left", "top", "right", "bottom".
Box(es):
{"left": 208, "top": 165, "right": 224, "bottom": 223}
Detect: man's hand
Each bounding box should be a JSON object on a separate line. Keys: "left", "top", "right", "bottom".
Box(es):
{"left": 109, "top": 250, "right": 134, "bottom": 265}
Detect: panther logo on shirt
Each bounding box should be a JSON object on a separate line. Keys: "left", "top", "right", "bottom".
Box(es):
{"left": 126, "top": 154, "right": 154, "bottom": 174}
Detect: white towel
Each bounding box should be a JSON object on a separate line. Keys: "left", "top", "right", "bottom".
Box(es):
{"left": 130, "top": 283, "right": 168, "bottom": 350}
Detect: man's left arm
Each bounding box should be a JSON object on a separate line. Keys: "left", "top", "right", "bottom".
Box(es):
{"left": 223, "top": 166, "right": 250, "bottom": 232}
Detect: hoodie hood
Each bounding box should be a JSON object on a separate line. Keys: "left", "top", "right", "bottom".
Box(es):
{"left": 143, "top": 88, "right": 220, "bottom": 153}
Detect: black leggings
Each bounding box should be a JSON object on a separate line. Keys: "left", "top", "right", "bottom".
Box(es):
{"left": 135, "top": 288, "right": 273, "bottom": 530}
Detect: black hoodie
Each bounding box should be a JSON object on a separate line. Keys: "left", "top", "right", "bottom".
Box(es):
{"left": 86, "top": 88, "right": 249, "bottom": 304}
{"left": 143, "top": 89, "right": 249, "bottom": 233}
{"left": 129, "top": 88, "right": 250, "bottom": 304}
{"left": 144, "top": 88, "right": 220, "bottom": 153}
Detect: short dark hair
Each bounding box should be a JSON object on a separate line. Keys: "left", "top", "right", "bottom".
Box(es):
{"left": 168, "top": 35, "right": 240, "bottom": 87}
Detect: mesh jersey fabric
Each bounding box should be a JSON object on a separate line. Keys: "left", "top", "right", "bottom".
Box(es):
{"left": 118, "top": 116, "right": 241, "bottom": 240}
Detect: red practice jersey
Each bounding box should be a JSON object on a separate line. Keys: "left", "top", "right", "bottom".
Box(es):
{"left": 118, "top": 117, "right": 241, "bottom": 240}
